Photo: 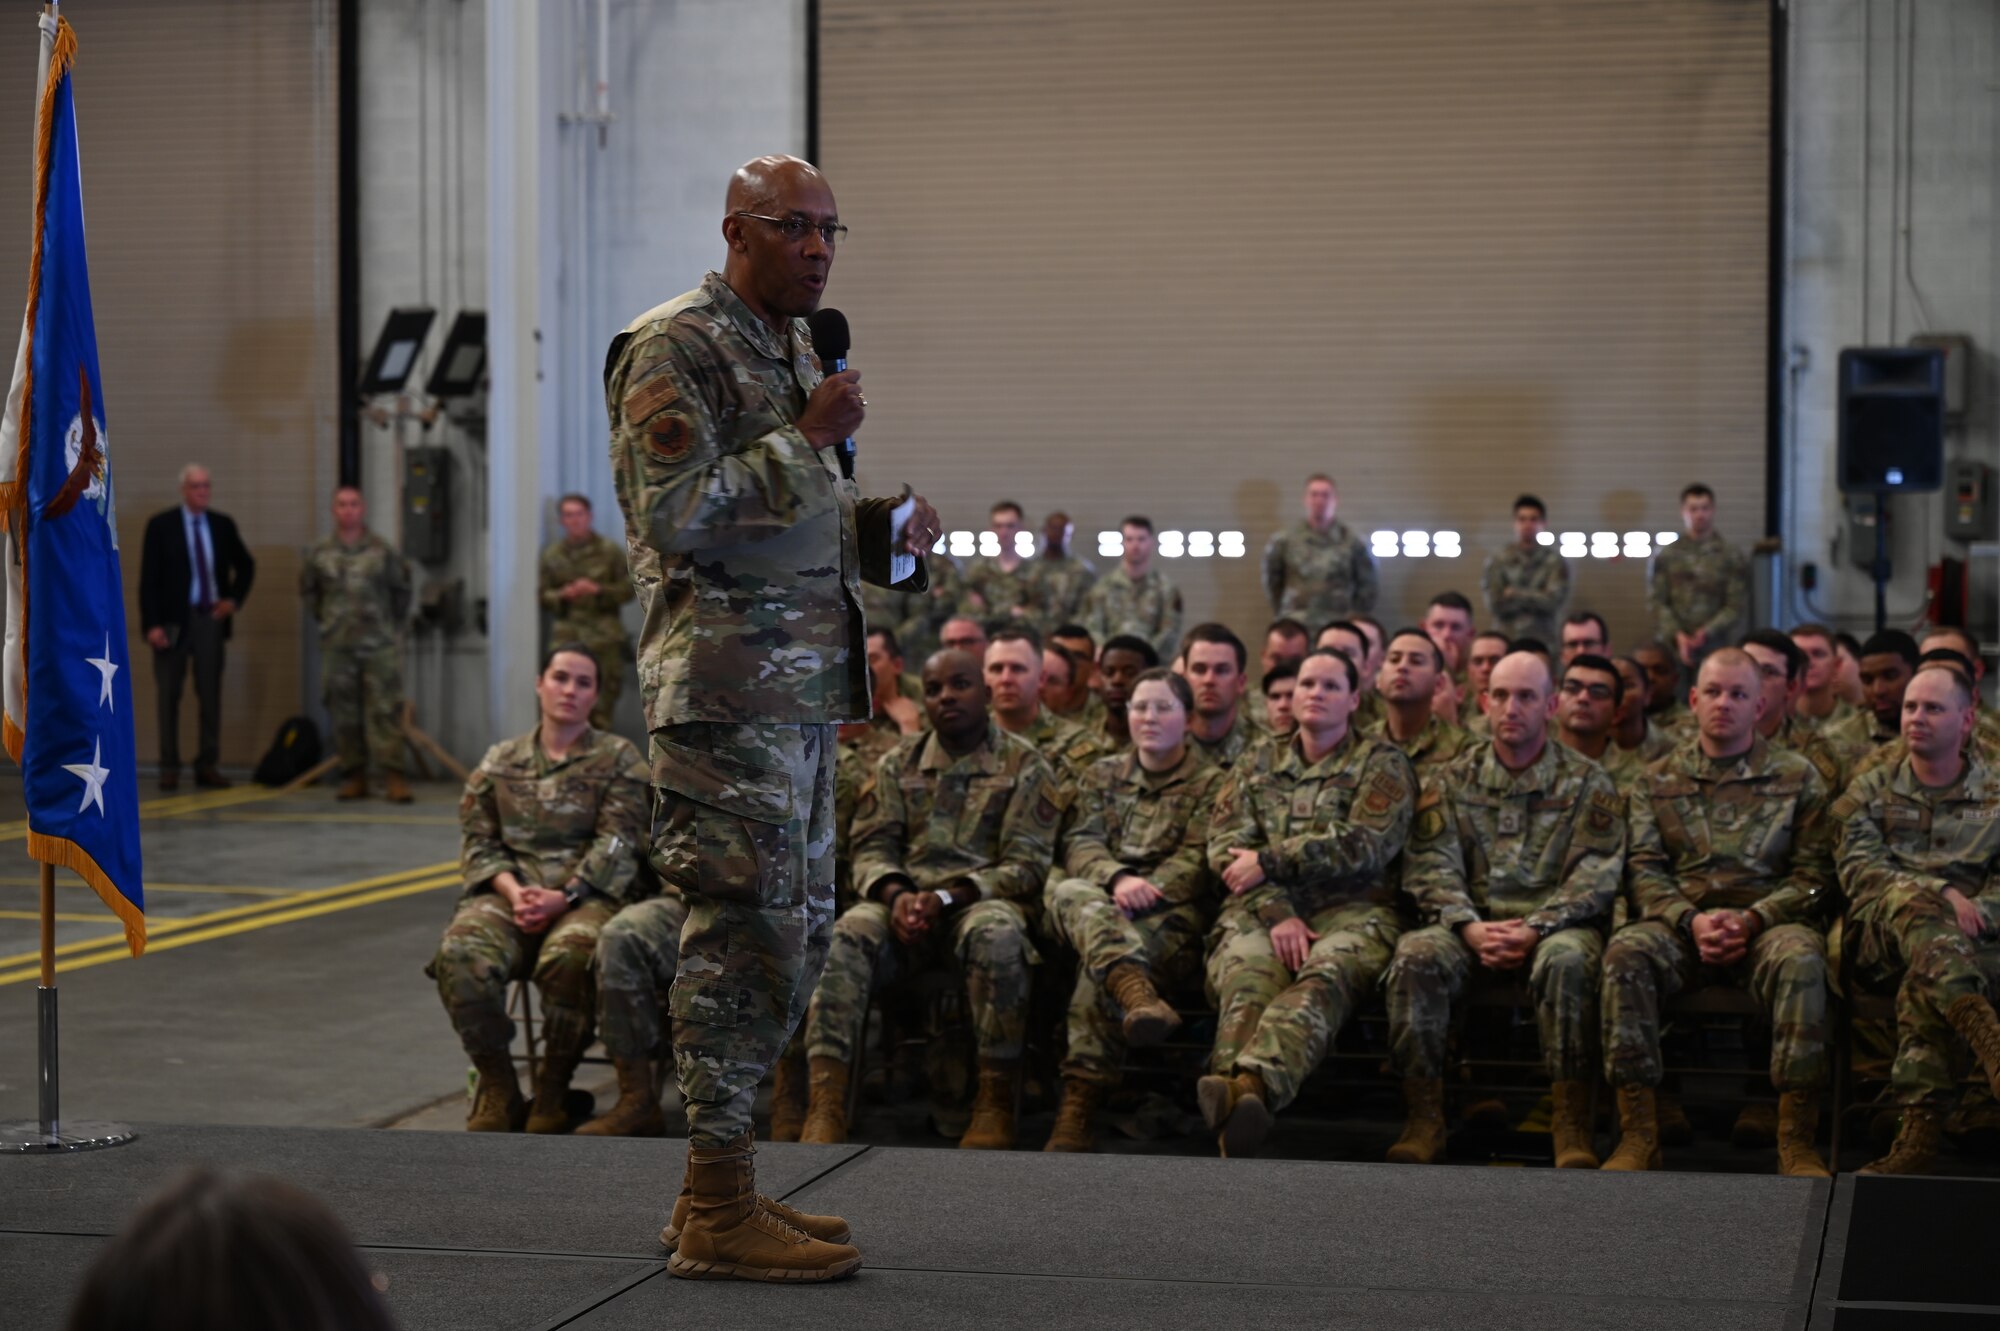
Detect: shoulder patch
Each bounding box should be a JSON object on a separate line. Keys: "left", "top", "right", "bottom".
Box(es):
{"left": 647, "top": 414, "right": 692, "bottom": 460}
{"left": 623, "top": 371, "right": 679, "bottom": 424}
{"left": 1828, "top": 794, "right": 1859, "bottom": 823}
{"left": 1412, "top": 803, "right": 1447, "bottom": 845}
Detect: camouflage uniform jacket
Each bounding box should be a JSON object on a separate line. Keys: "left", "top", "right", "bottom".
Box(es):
{"left": 962, "top": 555, "right": 1038, "bottom": 621}
{"left": 1820, "top": 709, "right": 1901, "bottom": 788}
{"left": 1403, "top": 739, "right": 1624, "bottom": 933}
{"left": 1596, "top": 739, "right": 1647, "bottom": 793}
{"left": 867, "top": 554, "right": 970, "bottom": 664}
{"left": 851, "top": 726, "right": 1062, "bottom": 912}
{"left": 1626, "top": 736, "right": 1836, "bottom": 933}
{"left": 1641, "top": 717, "right": 1681, "bottom": 761}
{"left": 1364, "top": 711, "right": 1475, "bottom": 782}
{"left": 1261, "top": 519, "right": 1377, "bottom": 620}
{"left": 1799, "top": 698, "right": 1860, "bottom": 734}
{"left": 1834, "top": 754, "right": 2000, "bottom": 924}
{"left": 1052, "top": 691, "right": 1109, "bottom": 733}
{"left": 1080, "top": 566, "right": 1183, "bottom": 662}
{"left": 299, "top": 531, "right": 410, "bottom": 651}
{"left": 1647, "top": 531, "right": 1747, "bottom": 645}
{"left": 1189, "top": 711, "right": 1256, "bottom": 770}
{"left": 604, "top": 271, "right": 925, "bottom": 730}
{"left": 1481, "top": 542, "right": 1570, "bottom": 645}
{"left": 459, "top": 727, "right": 651, "bottom": 904}
{"left": 538, "top": 532, "right": 635, "bottom": 650}
{"left": 1013, "top": 707, "right": 1107, "bottom": 784}
{"left": 1028, "top": 553, "right": 1098, "bottom": 631}
{"left": 1206, "top": 729, "right": 1416, "bottom": 927}
{"left": 1061, "top": 748, "right": 1224, "bottom": 909}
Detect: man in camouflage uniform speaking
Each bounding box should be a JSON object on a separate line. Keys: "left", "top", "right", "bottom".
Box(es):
{"left": 1042, "top": 667, "right": 1224, "bottom": 1152}
{"left": 605, "top": 154, "right": 938, "bottom": 1283}
{"left": 300, "top": 485, "right": 412, "bottom": 802}
{"left": 799, "top": 650, "right": 1062, "bottom": 1150}
{"left": 428, "top": 644, "right": 648, "bottom": 1134}
{"left": 1836, "top": 663, "right": 2000, "bottom": 1174}
{"left": 1387, "top": 651, "right": 1624, "bottom": 1168}
{"left": 538, "top": 493, "right": 634, "bottom": 730}
{"left": 1196, "top": 648, "right": 1416, "bottom": 1157}
{"left": 1600, "top": 648, "right": 1836, "bottom": 1177}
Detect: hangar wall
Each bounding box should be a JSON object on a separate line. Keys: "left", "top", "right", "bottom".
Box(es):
{"left": 818, "top": 0, "right": 1773, "bottom": 655}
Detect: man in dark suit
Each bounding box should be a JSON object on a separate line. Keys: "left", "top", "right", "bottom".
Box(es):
{"left": 138, "top": 464, "right": 255, "bottom": 790}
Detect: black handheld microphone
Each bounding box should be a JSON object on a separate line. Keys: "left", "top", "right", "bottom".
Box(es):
{"left": 804, "top": 307, "right": 856, "bottom": 481}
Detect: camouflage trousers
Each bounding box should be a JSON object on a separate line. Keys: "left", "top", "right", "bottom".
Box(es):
{"left": 1385, "top": 923, "right": 1602, "bottom": 1081}
{"left": 1205, "top": 894, "right": 1402, "bottom": 1112}
{"left": 591, "top": 894, "right": 691, "bottom": 1061}
{"left": 322, "top": 642, "right": 405, "bottom": 776}
{"left": 1850, "top": 885, "right": 2000, "bottom": 1107}
{"left": 805, "top": 898, "right": 1039, "bottom": 1064}
{"left": 428, "top": 890, "right": 616, "bottom": 1057}
{"left": 1602, "top": 919, "right": 1828, "bottom": 1091}
{"left": 652, "top": 722, "right": 836, "bottom": 1147}
{"left": 1043, "top": 877, "right": 1208, "bottom": 1086}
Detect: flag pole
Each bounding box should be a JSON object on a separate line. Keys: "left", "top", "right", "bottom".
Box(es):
{"left": 0, "top": 0, "right": 132, "bottom": 1156}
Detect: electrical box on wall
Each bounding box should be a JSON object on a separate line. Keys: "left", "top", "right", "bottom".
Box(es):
{"left": 404, "top": 447, "right": 452, "bottom": 566}
{"left": 1946, "top": 460, "right": 1998, "bottom": 543}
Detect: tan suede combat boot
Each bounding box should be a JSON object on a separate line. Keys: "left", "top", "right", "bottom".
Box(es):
{"left": 798, "top": 1055, "right": 850, "bottom": 1144}
{"left": 466, "top": 1052, "right": 525, "bottom": 1132}
{"left": 1776, "top": 1090, "right": 1830, "bottom": 1177}
{"left": 1550, "top": 1081, "right": 1600, "bottom": 1169}
{"left": 959, "top": 1057, "right": 1020, "bottom": 1150}
{"left": 1859, "top": 1105, "right": 1943, "bottom": 1175}
{"left": 1732, "top": 1101, "right": 1777, "bottom": 1148}
{"left": 768, "top": 1048, "right": 808, "bottom": 1143}
{"left": 1600, "top": 1085, "right": 1662, "bottom": 1171}
{"left": 525, "top": 1049, "right": 584, "bottom": 1134}
{"left": 1104, "top": 962, "right": 1182, "bottom": 1047}
{"left": 384, "top": 772, "right": 414, "bottom": 804}
{"left": 336, "top": 773, "right": 368, "bottom": 801}
{"left": 575, "top": 1058, "right": 664, "bottom": 1137}
{"left": 1043, "top": 1077, "right": 1103, "bottom": 1153}
{"left": 660, "top": 1146, "right": 853, "bottom": 1252}
{"left": 667, "top": 1136, "right": 862, "bottom": 1282}
{"left": 1196, "top": 1069, "right": 1272, "bottom": 1158}
{"left": 1385, "top": 1077, "right": 1446, "bottom": 1164}
{"left": 1948, "top": 994, "right": 2000, "bottom": 1099}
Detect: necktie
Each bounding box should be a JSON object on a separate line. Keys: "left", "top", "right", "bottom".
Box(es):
{"left": 193, "top": 515, "right": 214, "bottom": 611}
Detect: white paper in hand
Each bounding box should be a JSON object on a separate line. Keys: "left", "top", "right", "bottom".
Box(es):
{"left": 887, "top": 492, "right": 918, "bottom": 585}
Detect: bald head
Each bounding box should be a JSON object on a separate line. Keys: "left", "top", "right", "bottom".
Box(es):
{"left": 725, "top": 155, "right": 827, "bottom": 216}
{"left": 1486, "top": 651, "right": 1556, "bottom": 754}
{"left": 720, "top": 155, "right": 839, "bottom": 326}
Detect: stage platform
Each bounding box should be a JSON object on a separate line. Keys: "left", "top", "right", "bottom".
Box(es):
{"left": 9, "top": 1121, "right": 1973, "bottom": 1330}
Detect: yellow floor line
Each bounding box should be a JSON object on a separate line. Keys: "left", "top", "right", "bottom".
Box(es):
{"left": 0, "top": 783, "right": 293, "bottom": 842}
{"left": 0, "top": 910, "right": 114, "bottom": 922}
{"left": 0, "top": 859, "right": 460, "bottom": 969}
{"left": 0, "top": 873, "right": 462, "bottom": 986}
{"left": 0, "top": 878, "right": 297, "bottom": 896}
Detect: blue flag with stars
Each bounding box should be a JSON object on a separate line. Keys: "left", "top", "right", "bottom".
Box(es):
{"left": 0, "top": 17, "right": 144, "bottom": 955}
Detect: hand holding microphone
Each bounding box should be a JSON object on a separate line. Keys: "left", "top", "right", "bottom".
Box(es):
{"left": 797, "top": 369, "right": 865, "bottom": 450}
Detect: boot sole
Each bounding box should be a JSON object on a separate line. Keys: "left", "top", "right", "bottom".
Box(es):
{"left": 1195, "top": 1076, "right": 1232, "bottom": 1133}
{"left": 1122, "top": 1009, "right": 1182, "bottom": 1049}
{"left": 573, "top": 1120, "right": 666, "bottom": 1138}
{"left": 660, "top": 1222, "right": 854, "bottom": 1253}
{"left": 667, "top": 1253, "right": 862, "bottom": 1282}
{"left": 1219, "top": 1094, "right": 1271, "bottom": 1159}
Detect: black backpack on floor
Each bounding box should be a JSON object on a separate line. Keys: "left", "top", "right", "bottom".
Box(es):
{"left": 253, "top": 715, "right": 323, "bottom": 787}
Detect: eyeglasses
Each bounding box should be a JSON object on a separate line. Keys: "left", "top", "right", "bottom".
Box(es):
{"left": 733, "top": 212, "right": 848, "bottom": 246}
{"left": 1559, "top": 681, "right": 1616, "bottom": 701}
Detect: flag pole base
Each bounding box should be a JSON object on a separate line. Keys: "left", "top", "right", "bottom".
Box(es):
{"left": 0, "top": 1120, "right": 134, "bottom": 1152}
